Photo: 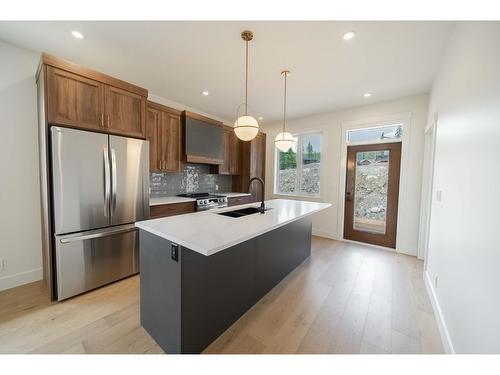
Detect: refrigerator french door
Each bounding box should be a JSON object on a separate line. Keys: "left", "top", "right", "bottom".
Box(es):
{"left": 51, "top": 126, "right": 149, "bottom": 300}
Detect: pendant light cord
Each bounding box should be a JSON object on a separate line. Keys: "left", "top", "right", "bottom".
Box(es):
{"left": 245, "top": 40, "right": 249, "bottom": 116}
{"left": 282, "top": 72, "right": 287, "bottom": 139}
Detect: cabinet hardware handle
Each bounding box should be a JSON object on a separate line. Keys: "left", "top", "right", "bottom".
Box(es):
{"left": 107, "top": 114, "right": 110, "bottom": 128}
{"left": 101, "top": 113, "right": 104, "bottom": 127}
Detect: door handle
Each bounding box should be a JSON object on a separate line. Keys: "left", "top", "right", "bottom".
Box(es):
{"left": 111, "top": 148, "right": 117, "bottom": 214}
{"left": 103, "top": 148, "right": 111, "bottom": 217}
{"left": 59, "top": 226, "right": 136, "bottom": 243}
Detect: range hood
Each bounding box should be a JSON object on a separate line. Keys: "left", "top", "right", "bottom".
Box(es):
{"left": 183, "top": 111, "right": 224, "bottom": 165}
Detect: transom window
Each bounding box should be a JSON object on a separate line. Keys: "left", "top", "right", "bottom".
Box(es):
{"left": 274, "top": 132, "right": 322, "bottom": 197}
{"left": 347, "top": 124, "right": 403, "bottom": 143}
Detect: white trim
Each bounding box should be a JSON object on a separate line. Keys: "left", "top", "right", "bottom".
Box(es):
{"left": 0, "top": 267, "right": 43, "bottom": 292}
{"left": 418, "top": 113, "right": 438, "bottom": 262}
{"left": 312, "top": 229, "right": 340, "bottom": 240}
{"left": 424, "top": 270, "right": 455, "bottom": 354}
{"left": 337, "top": 112, "right": 412, "bottom": 254}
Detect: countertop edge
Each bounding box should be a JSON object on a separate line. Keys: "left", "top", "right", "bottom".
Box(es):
{"left": 136, "top": 200, "right": 331, "bottom": 256}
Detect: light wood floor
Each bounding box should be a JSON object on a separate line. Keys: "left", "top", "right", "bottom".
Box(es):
{"left": 0, "top": 237, "right": 443, "bottom": 354}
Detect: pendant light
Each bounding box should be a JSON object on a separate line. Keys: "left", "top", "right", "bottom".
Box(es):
{"left": 274, "top": 70, "right": 295, "bottom": 152}
{"left": 234, "top": 30, "right": 259, "bottom": 141}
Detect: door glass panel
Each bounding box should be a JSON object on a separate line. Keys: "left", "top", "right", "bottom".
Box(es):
{"left": 353, "top": 150, "right": 390, "bottom": 234}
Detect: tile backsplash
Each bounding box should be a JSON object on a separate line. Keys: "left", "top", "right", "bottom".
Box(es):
{"left": 150, "top": 163, "right": 232, "bottom": 197}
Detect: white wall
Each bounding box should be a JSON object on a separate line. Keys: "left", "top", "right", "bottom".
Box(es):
{"left": 425, "top": 22, "right": 500, "bottom": 353}
{"left": 0, "top": 41, "right": 43, "bottom": 291}
{"left": 262, "top": 94, "right": 429, "bottom": 256}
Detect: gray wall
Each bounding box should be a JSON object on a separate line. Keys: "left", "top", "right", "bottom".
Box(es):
{"left": 150, "top": 163, "right": 232, "bottom": 197}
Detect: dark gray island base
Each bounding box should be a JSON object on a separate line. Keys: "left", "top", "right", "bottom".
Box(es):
{"left": 139, "top": 216, "right": 312, "bottom": 354}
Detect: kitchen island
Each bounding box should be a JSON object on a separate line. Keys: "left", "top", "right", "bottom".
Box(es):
{"left": 135, "top": 199, "right": 331, "bottom": 354}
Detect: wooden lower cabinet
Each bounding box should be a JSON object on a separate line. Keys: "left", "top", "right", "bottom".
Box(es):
{"left": 150, "top": 202, "right": 196, "bottom": 219}
{"left": 227, "top": 195, "right": 253, "bottom": 207}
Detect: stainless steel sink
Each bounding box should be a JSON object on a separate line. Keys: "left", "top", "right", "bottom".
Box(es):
{"left": 217, "top": 206, "right": 271, "bottom": 218}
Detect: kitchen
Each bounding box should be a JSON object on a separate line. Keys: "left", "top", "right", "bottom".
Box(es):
{"left": 2, "top": 14, "right": 500, "bottom": 375}
{"left": 36, "top": 52, "right": 278, "bottom": 303}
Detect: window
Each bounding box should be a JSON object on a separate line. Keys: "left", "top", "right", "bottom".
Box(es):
{"left": 347, "top": 124, "right": 403, "bottom": 143}
{"left": 275, "top": 132, "right": 322, "bottom": 197}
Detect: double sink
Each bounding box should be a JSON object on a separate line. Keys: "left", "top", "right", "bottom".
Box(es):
{"left": 217, "top": 206, "right": 270, "bottom": 218}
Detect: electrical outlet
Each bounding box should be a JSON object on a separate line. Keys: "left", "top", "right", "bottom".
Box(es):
{"left": 434, "top": 274, "right": 439, "bottom": 288}
{"left": 0, "top": 258, "right": 5, "bottom": 271}
{"left": 215, "top": 184, "right": 219, "bottom": 191}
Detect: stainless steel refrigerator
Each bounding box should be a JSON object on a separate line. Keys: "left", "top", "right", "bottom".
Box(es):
{"left": 51, "top": 126, "right": 149, "bottom": 300}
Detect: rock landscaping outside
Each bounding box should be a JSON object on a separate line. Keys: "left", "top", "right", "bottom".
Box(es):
{"left": 354, "top": 162, "right": 388, "bottom": 222}
{"left": 278, "top": 162, "right": 320, "bottom": 195}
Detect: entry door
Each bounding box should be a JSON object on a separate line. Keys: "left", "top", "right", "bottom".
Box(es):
{"left": 344, "top": 142, "right": 402, "bottom": 248}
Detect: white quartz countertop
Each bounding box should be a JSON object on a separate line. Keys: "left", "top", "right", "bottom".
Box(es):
{"left": 149, "top": 196, "right": 196, "bottom": 206}
{"left": 136, "top": 199, "right": 331, "bottom": 256}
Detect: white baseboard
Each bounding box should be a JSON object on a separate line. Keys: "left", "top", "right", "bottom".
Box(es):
{"left": 0, "top": 268, "right": 43, "bottom": 292}
{"left": 424, "top": 270, "right": 455, "bottom": 354}
{"left": 312, "top": 229, "right": 340, "bottom": 240}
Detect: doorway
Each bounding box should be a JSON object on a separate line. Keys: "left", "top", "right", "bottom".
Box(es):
{"left": 343, "top": 142, "right": 402, "bottom": 248}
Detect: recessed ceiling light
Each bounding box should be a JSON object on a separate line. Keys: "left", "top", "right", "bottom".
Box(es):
{"left": 258, "top": 117, "right": 263, "bottom": 120}
{"left": 202, "top": 91, "right": 209, "bottom": 96}
{"left": 71, "top": 31, "right": 84, "bottom": 39}
{"left": 343, "top": 31, "right": 355, "bottom": 41}
{"left": 364, "top": 92, "right": 372, "bottom": 97}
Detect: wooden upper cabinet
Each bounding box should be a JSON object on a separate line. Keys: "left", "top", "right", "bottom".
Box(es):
{"left": 104, "top": 86, "right": 146, "bottom": 138}
{"left": 160, "top": 112, "right": 181, "bottom": 172}
{"left": 218, "top": 128, "right": 232, "bottom": 175}
{"left": 229, "top": 131, "right": 242, "bottom": 175}
{"left": 46, "top": 66, "right": 104, "bottom": 130}
{"left": 249, "top": 132, "right": 266, "bottom": 202}
{"left": 42, "top": 53, "right": 148, "bottom": 138}
{"left": 146, "top": 101, "right": 182, "bottom": 173}
{"left": 145, "top": 107, "right": 160, "bottom": 172}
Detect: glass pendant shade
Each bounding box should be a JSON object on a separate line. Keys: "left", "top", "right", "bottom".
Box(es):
{"left": 234, "top": 115, "right": 259, "bottom": 141}
{"left": 274, "top": 132, "right": 295, "bottom": 152}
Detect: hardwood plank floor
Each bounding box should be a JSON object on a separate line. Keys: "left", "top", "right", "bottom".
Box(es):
{"left": 0, "top": 237, "right": 443, "bottom": 354}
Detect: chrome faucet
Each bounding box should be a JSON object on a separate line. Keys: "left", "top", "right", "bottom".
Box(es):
{"left": 248, "top": 177, "right": 265, "bottom": 213}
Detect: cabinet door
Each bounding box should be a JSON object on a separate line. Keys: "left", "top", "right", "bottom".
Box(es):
{"left": 219, "top": 128, "right": 231, "bottom": 175}
{"left": 145, "top": 107, "right": 160, "bottom": 172}
{"left": 249, "top": 133, "right": 266, "bottom": 202}
{"left": 159, "top": 113, "right": 181, "bottom": 172}
{"left": 105, "top": 85, "right": 146, "bottom": 138}
{"left": 229, "top": 131, "right": 241, "bottom": 175}
{"left": 47, "top": 66, "right": 104, "bottom": 130}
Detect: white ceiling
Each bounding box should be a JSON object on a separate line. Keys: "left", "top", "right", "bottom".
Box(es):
{"left": 0, "top": 21, "right": 454, "bottom": 124}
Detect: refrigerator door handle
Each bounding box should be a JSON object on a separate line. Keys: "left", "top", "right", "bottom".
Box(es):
{"left": 59, "top": 226, "right": 136, "bottom": 243}
{"left": 103, "top": 148, "right": 111, "bottom": 217}
{"left": 111, "top": 148, "right": 117, "bottom": 215}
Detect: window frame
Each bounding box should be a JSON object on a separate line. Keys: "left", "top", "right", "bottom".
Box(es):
{"left": 273, "top": 131, "right": 323, "bottom": 199}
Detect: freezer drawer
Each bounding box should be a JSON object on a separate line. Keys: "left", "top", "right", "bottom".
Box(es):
{"left": 55, "top": 225, "right": 139, "bottom": 301}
